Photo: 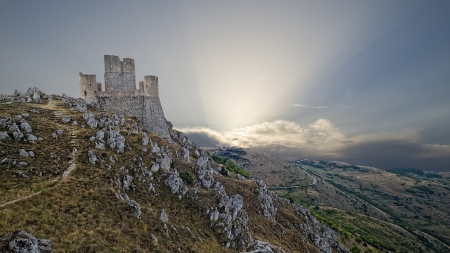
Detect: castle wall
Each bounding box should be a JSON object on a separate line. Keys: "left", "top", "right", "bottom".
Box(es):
{"left": 143, "top": 96, "right": 171, "bottom": 139}
{"left": 95, "top": 95, "right": 171, "bottom": 139}
{"left": 96, "top": 96, "right": 143, "bottom": 119}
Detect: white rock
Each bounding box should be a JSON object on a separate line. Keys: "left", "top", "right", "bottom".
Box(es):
{"left": 61, "top": 115, "right": 71, "bottom": 124}
{"left": 88, "top": 150, "right": 97, "bottom": 164}
{"left": 18, "top": 149, "right": 29, "bottom": 157}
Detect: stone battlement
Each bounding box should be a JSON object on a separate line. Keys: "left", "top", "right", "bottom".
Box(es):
{"left": 79, "top": 55, "right": 171, "bottom": 140}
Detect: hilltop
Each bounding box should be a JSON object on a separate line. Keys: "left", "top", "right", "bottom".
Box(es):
{"left": 0, "top": 88, "right": 349, "bottom": 252}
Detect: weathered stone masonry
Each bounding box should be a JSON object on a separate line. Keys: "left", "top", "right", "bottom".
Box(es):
{"left": 79, "top": 55, "right": 171, "bottom": 140}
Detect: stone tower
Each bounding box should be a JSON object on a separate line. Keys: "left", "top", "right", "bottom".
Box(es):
{"left": 79, "top": 73, "right": 101, "bottom": 104}
{"left": 104, "top": 55, "right": 136, "bottom": 93}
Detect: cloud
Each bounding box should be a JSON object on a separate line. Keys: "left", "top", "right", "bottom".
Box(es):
{"left": 292, "top": 104, "right": 307, "bottom": 107}
{"left": 177, "top": 120, "right": 450, "bottom": 172}
{"left": 312, "top": 106, "right": 328, "bottom": 109}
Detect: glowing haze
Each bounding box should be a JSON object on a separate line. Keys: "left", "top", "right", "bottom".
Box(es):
{"left": 1, "top": 1, "right": 450, "bottom": 171}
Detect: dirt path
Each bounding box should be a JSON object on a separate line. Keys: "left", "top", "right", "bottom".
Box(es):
{"left": 0, "top": 135, "right": 78, "bottom": 208}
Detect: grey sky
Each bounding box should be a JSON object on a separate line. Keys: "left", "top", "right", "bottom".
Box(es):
{"left": 1, "top": 1, "right": 449, "bottom": 171}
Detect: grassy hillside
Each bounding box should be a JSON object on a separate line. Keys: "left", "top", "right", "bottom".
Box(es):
{"left": 0, "top": 90, "right": 348, "bottom": 252}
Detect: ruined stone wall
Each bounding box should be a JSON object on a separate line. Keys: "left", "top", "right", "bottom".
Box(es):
{"left": 95, "top": 95, "right": 170, "bottom": 139}
{"left": 79, "top": 72, "right": 99, "bottom": 104}
{"left": 96, "top": 96, "right": 143, "bottom": 119}
{"left": 142, "top": 96, "right": 171, "bottom": 139}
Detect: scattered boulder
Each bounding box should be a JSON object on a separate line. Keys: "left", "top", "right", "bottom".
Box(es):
{"left": 27, "top": 134, "right": 38, "bottom": 143}
{"left": 127, "top": 199, "right": 141, "bottom": 219}
{"left": 0, "top": 131, "right": 10, "bottom": 141}
{"left": 0, "top": 230, "right": 52, "bottom": 253}
{"left": 142, "top": 133, "right": 149, "bottom": 145}
{"left": 61, "top": 115, "right": 71, "bottom": 124}
{"left": 18, "top": 149, "right": 29, "bottom": 157}
{"left": 20, "top": 122, "right": 33, "bottom": 133}
{"left": 160, "top": 209, "right": 169, "bottom": 223}
{"left": 88, "top": 150, "right": 97, "bottom": 164}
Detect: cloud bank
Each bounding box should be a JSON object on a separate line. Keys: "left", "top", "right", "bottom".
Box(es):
{"left": 177, "top": 120, "right": 450, "bottom": 172}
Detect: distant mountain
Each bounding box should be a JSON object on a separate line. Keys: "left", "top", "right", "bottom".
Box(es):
{"left": 210, "top": 147, "right": 450, "bottom": 253}
{"left": 0, "top": 88, "right": 349, "bottom": 253}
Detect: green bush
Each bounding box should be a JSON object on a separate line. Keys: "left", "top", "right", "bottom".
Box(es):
{"left": 179, "top": 172, "right": 194, "bottom": 184}
{"left": 208, "top": 152, "right": 249, "bottom": 178}
{"left": 350, "top": 244, "right": 361, "bottom": 253}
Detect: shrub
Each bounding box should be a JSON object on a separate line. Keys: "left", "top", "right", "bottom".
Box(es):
{"left": 179, "top": 172, "right": 194, "bottom": 184}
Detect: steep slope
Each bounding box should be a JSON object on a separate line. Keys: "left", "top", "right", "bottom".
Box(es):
{"left": 210, "top": 147, "right": 450, "bottom": 253}
{"left": 0, "top": 88, "right": 348, "bottom": 252}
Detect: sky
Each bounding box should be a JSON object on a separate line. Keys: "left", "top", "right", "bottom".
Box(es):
{"left": 1, "top": 1, "right": 450, "bottom": 171}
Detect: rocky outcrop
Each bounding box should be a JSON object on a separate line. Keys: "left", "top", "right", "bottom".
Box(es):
{"left": 254, "top": 179, "right": 278, "bottom": 221}
{"left": 0, "top": 230, "right": 52, "bottom": 253}
{"left": 246, "top": 240, "right": 286, "bottom": 253}
{"left": 208, "top": 182, "right": 253, "bottom": 250}
{"left": 293, "top": 204, "right": 349, "bottom": 253}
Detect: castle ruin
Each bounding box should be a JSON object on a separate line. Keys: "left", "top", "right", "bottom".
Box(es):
{"left": 79, "top": 55, "right": 171, "bottom": 140}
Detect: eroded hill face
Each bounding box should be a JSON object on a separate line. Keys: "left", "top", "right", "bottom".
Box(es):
{"left": 0, "top": 89, "right": 348, "bottom": 253}
{"left": 209, "top": 147, "right": 450, "bottom": 253}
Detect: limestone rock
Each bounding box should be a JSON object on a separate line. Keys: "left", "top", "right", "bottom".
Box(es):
{"left": 127, "top": 199, "right": 141, "bottom": 219}
{"left": 150, "top": 163, "right": 160, "bottom": 172}
{"left": 156, "top": 154, "right": 171, "bottom": 171}
{"left": 164, "top": 174, "right": 187, "bottom": 199}
{"left": 83, "top": 112, "right": 98, "bottom": 129}
{"left": 95, "top": 130, "right": 104, "bottom": 141}
{"left": 88, "top": 150, "right": 97, "bottom": 164}
{"left": 20, "top": 122, "right": 33, "bottom": 133}
{"left": 255, "top": 180, "right": 277, "bottom": 221}
{"left": 95, "top": 142, "right": 105, "bottom": 150}
{"left": 0, "top": 230, "right": 52, "bottom": 253}
{"left": 32, "top": 92, "right": 41, "bottom": 103}
{"left": 160, "top": 209, "right": 169, "bottom": 223}
{"left": 61, "top": 115, "right": 71, "bottom": 124}
{"left": 107, "top": 130, "right": 125, "bottom": 153}
{"left": 181, "top": 147, "right": 190, "bottom": 163}
{"left": 151, "top": 141, "right": 161, "bottom": 153}
{"left": 246, "top": 240, "right": 286, "bottom": 253}
{"left": 0, "top": 131, "right": 10, "bottom": 141}
{"left": 122, "top": 175, "right": 134, "bottom": 191}
{"left": 236, "top": 174, "right": 246, "bottom": 180}
{"left": 13, "top": 131, "right": 24, "bottom": 141}
{"left": 196, "top": 156, "right": 209, "bottom": 168}
{"left": 142, "top": 133, "right": 149, "bottom": 145}
{"left": 27, "top": 134, "right": 38, "bottom": 143}
{"left": 18, "top": 149, "right": 29, "bottom": 157}
{"left": 195, "top": 167, "right": 215, "bottom": 188}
